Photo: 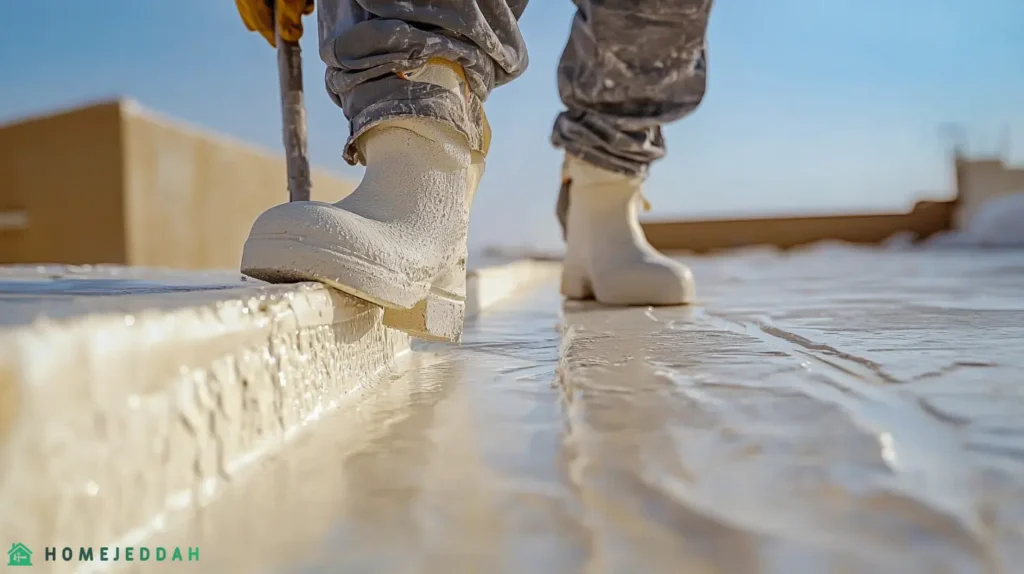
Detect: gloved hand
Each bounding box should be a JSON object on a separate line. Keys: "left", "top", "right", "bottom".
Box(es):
{"left": 235, "top": 0, "right": 314, "bottom": 47}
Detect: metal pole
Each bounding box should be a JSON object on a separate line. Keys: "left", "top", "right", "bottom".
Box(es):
{"left": 276, "top": 26, "right": 312, "bottom": 202}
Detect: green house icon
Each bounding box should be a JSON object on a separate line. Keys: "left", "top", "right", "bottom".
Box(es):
{"left": 7, "top": 542, "right": 32, "bottom": 566}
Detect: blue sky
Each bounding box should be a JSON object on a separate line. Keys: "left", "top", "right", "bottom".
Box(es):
{"left": 1, "top": 1, "right": 1021, "bottom": 251}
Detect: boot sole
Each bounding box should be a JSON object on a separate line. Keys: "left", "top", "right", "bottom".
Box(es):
{"left": 241, "top": 236, "right": 465, "bottom": 343}
{"left": 560, "top": 264, "right": 697, "bottom": 306}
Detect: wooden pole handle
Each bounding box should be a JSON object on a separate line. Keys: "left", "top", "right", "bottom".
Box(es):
{"left": 276, "top": 33, "right": 312, "bottom": 202}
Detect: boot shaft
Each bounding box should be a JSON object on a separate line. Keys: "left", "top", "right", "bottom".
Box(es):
{"left": 346, "top": 59, "right": 486, "bottom": 226}
{"left": 563, "top": 156, "right": 647, "bottom": 236}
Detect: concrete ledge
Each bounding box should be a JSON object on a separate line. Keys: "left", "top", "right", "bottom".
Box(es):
{"left": 0, "top": 269, "right": 409, "bottom": 560}
{"left": 0, "top": 260, "right": 558, "bottom": 569}
{"left": 466, "top": 259, "right": 562, "bottom": 315}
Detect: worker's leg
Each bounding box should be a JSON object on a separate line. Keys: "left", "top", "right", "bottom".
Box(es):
{"left": 241, "top": 1, "right": 530, "bottom": 342}
{"left": 316, "top": 0, "right": 529, "bottom": 165}
{"left": 551, "top": 0, "right": 711, "bottom": 177}
{"left": 553, "top": 0, "right": 713, "bottom": 306}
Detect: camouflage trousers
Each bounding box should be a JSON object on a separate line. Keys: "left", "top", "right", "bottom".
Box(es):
{"left": 318, "top": 0, "right": 712, "bottom": 177}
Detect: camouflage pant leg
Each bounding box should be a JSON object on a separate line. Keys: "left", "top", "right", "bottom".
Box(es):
{"left": 316, "top": 0, "right": 530, "bottom": 165}
{"left": 551, "top": 0, "right": 714, "bottom": 177}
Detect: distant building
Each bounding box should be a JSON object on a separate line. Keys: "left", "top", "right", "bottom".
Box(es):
{"left": 953, "top": 154, "right": 1024, "bottom": 229}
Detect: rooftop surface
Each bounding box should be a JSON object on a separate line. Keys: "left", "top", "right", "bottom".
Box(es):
{"left": 0, "top": 265, "right": 269, "bottom": 326}
{"left": 3, "top": 246, "right": 1024, "bottom": 572}
{"left": 160, "top": 246, "right": 1023, "bottom": 573}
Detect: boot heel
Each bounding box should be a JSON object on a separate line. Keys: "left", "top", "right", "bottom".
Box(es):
{"left": 561, "top": 267, "right": 594, "bottom": 300}
{"left": 383, "top": 288, "right": 466, "bottom": 343}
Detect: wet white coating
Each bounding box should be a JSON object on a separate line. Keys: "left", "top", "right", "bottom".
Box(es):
{"left": 0, "top": 265, "right": 410, "bottom": 568}
{"left": 149, "top": 246, "right": 1024, "bottom": 574}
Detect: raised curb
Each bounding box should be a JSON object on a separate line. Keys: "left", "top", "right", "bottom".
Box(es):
{"left": 0, "top": 259, "right": 559, "bottom": 570}
{"left": 466, "top": 259, "right": 561, "bottom": 316}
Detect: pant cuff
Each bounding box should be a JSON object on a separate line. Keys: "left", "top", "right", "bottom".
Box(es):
{"left": 556, "top": 143, "right": 650, "bottom": 179}
{"left": 550, "top": 110, "right": 666, "bottom": 178}
{"left": 342, "top": 76, "right": 488, "bottom": 166}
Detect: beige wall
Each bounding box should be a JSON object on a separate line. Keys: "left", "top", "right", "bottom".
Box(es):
{"left": 0, "top": 99, "right": 355, "bottom": 269}
{"left": 644, "top": 200, "right": 955, "bottom": 253}
{"left": 120, "top": 102, "right": 353, "bottom": 269}
{"left": 954, "top": 157, "right": 1024, "bottom": 229}
{"left": 0, "top": 102, "right": 128, "bottom": 265}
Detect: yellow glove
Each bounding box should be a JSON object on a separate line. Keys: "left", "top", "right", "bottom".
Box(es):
{"left": 236, "top": 0, "right": 314, "bottom": 47}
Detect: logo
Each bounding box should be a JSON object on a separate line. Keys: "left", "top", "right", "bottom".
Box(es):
{"left": 5, "top": 543, "right": 199, "bottom": 565}
{"left": 7, "top": 542, "right": 32, "bottom": 566}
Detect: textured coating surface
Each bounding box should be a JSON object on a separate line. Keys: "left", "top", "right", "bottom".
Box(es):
{"left": 0, "top": 260, "right": 554, "bottom": 572}
{"left": 0, "top": 265, "right": 410, "bottom": 568}
{"left": 152, "top": 246, "right": 1023, "bottom": 574}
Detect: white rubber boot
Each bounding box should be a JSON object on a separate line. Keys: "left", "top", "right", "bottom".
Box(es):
{"left": 241, "top": 62, "right": 485, "bottom": 343}
{"left": 560, "top": 155, "right": 696, "bottom": 306}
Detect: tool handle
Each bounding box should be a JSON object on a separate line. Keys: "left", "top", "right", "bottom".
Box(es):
{"left": 276, "top": 35, "right": 312, "bottom": 202}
